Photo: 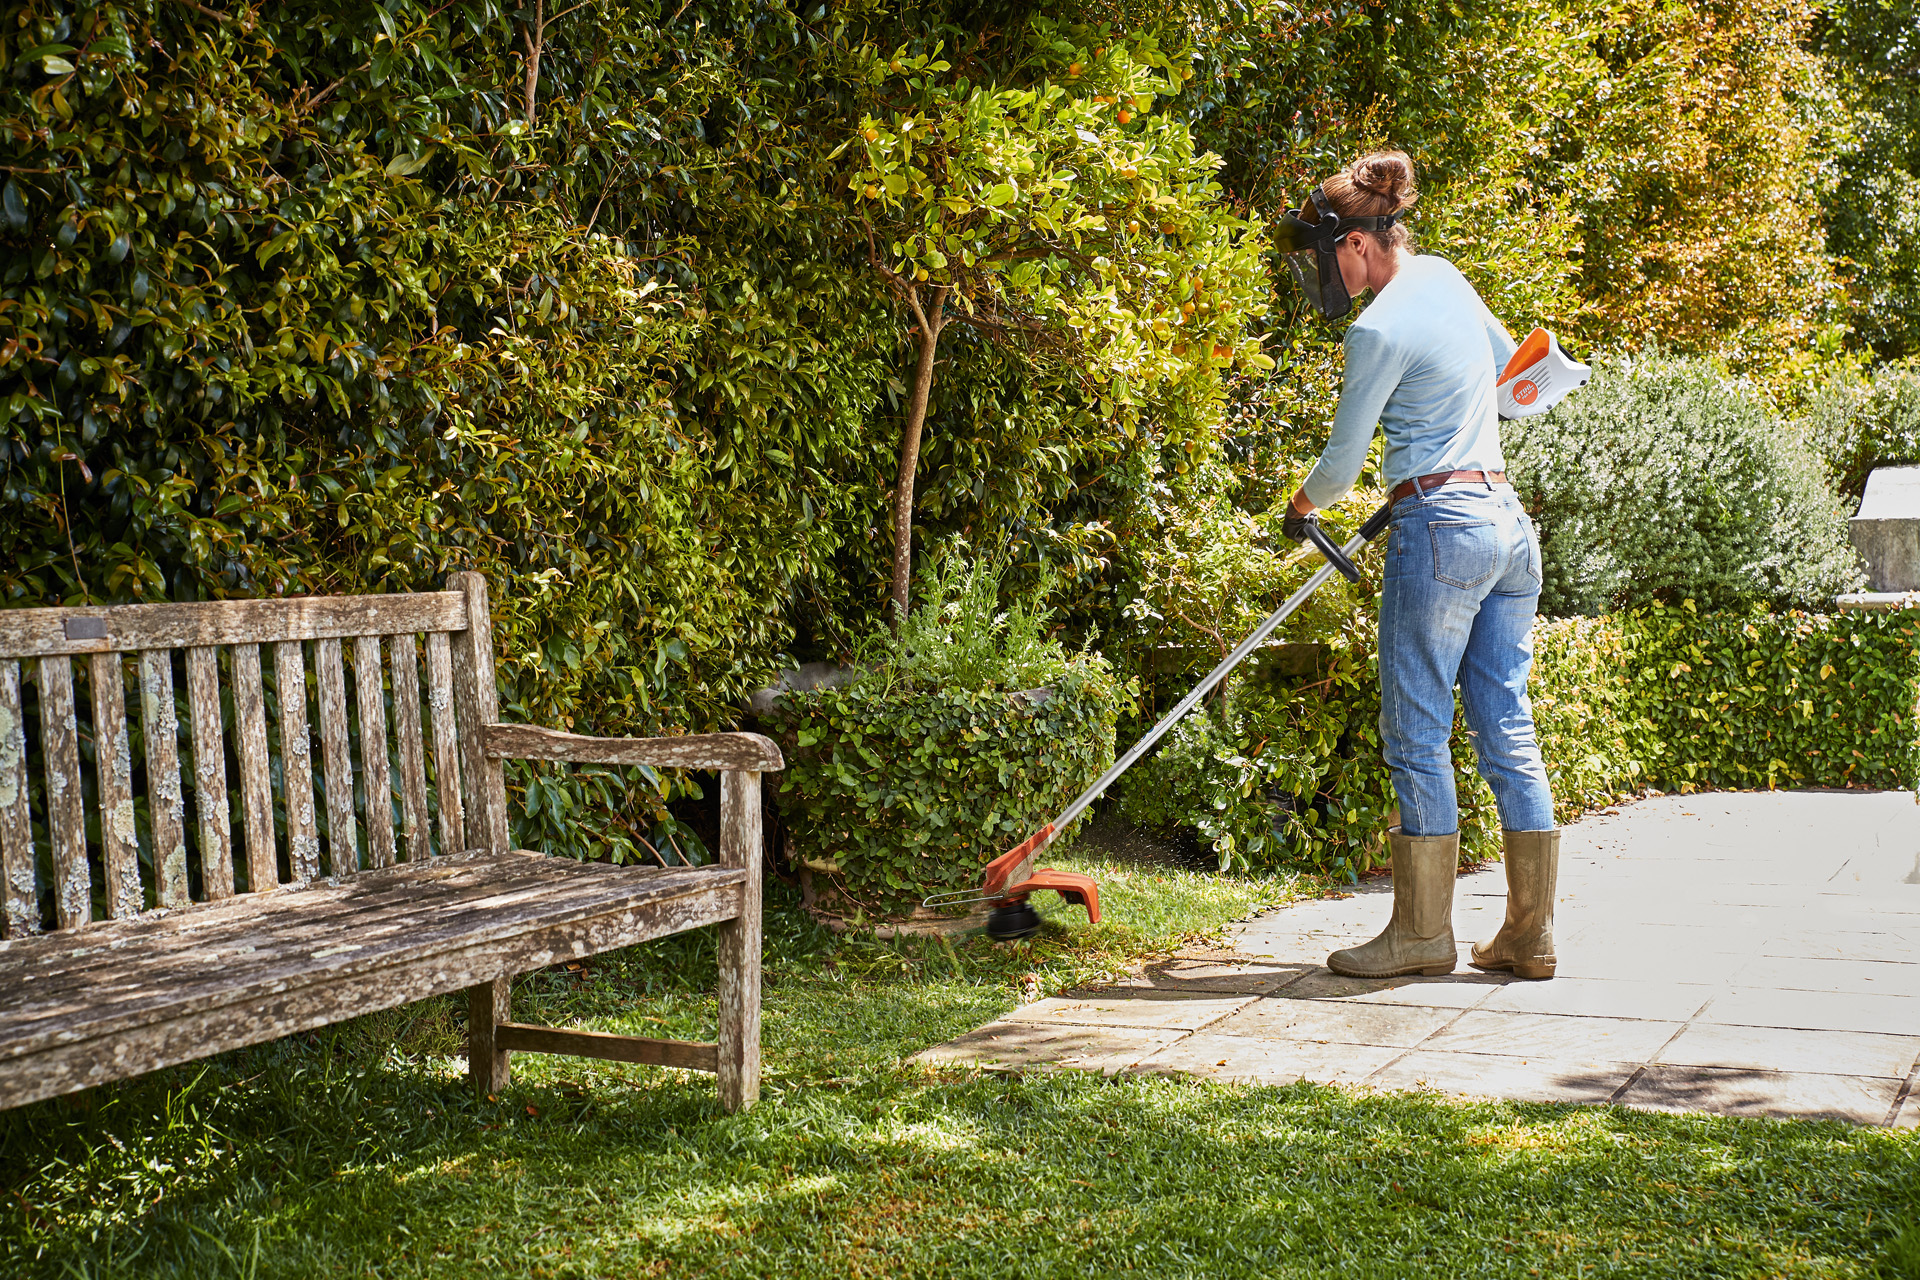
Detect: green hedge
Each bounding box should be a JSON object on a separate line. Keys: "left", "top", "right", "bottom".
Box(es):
{"left": 760, "top": 667, "right": 1123, "bottom": 917}
{"left": 1117, "top": 604, "right": 1920, "bottom": 876}
{"left": 1627, "top": 603, "right": 1920, "bottom": 791}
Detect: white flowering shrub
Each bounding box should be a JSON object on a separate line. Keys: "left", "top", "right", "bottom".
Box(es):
{"left": 1504, "top": 351, "right": 1863, "bottom": 615}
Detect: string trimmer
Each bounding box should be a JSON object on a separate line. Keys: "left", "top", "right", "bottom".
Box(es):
{"left": 924, "top": 502, "right": 1395, "bottom": 940}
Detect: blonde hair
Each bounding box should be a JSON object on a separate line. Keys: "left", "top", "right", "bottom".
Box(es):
{"left": 1317, "top": 149, "right": 1418, "bottom": 252}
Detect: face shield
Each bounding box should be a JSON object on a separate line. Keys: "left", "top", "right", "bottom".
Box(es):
{"left": 1274, "top": 187, "right": 1403, "bottom": 320}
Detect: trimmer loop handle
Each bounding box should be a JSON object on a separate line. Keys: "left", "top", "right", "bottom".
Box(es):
{"left": 1302, "top": 502, "right": 1393, "bottom": 584}
{"left": 1303, "top": 517, "right": 1363, "bottom": 583}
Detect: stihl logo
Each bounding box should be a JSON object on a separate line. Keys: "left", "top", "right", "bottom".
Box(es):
{"left": 1511, "top": 379, "right": 1539, "bottom": 406}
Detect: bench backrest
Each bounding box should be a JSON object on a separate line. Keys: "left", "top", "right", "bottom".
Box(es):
{"left": 0, "top": 572, "right": 510, "bottom": 936}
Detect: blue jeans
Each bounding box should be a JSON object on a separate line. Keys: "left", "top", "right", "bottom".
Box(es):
{"left": 1378, "top": 482, "right": 1555, "bottom": 837}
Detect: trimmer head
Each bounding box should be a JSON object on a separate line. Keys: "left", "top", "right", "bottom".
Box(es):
{"left": 986, "top": 901, "right": 1043, "bottom": 941}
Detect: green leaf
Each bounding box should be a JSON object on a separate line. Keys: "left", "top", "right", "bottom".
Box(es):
{"left": 385, "top": 148, "right": 438, "bottom": 177}
{"left": 1, "top": 180, "right": 25, "bottom": 233}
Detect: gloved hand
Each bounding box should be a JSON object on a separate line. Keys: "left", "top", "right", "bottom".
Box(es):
{"left": 1282, "top": 507, "right": 1316, "bottom": 543}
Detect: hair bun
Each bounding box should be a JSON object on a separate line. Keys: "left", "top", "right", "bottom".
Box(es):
{"left": 1348, "top": 150, "right": 1417, "bottom": 211}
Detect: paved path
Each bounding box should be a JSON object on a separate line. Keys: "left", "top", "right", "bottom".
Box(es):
{"left": 920, "top": 792, "right": 1920, "bottom": 1125}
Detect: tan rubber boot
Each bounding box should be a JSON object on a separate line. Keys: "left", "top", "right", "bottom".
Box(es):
{"left": 1470, "top": 829, "right": 1559, "bottom": 980}
{"left": 1327, "top": 828, "right": 1458, "bottom": 978}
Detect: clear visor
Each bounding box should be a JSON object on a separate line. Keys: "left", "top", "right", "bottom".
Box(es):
{"left": 1284, "top": 252, "right": 1318, "bottom": 296}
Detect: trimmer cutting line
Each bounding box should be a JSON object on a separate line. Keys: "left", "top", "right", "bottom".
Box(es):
{"left": 924, "top": 501, "right": 1395, "bottom": 940}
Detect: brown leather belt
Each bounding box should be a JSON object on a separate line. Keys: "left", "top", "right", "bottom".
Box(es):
{"left": 1388, "top": 469, "right": 1508, "bottom": 503}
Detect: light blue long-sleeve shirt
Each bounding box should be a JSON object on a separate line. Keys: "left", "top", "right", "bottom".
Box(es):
{"left": 1301, "top": 255, "right": 1518, "bottom": 509}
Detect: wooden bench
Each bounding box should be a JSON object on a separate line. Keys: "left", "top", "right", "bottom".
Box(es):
{"left": 0, "top": 573, "right": 780, "bottom": 1113}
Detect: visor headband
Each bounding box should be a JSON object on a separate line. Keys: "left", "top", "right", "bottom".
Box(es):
{"left": 1303, "top": 188, "right": 1400, "bottom": 246}
{"left": 1272, "top": 185, "right": 1405, "bottom": 256}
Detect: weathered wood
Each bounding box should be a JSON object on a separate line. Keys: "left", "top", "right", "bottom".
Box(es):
{"left": 231, "top": 644, "right": 278, "bottom": 895}
{"left": 449, "top": 572, "right": 508, "bottom": 854}
{"left": 717, "top": 768, "right": 763, "bottom": 1112}
{"left": 0, "top": 869, "right": 745, "bottom": 1108}
{"left": 314, "top": 638, "right": 357, "bottom": 877}
{"left": 494, "top": 1023, "right": 720, "bottom": 1073}
{"left": 424, "top": 631, "right": 465, "bottom": 855}
{"left": 0, "top": 856, "right": 746, "bottom": 1054}
{"left": 184, "top": 647, "right": 233, "bottom": 901}
{"left": 273, "top": 641, "right": 321, "bottom": 882}
{"left": 0, "top": 593, "right": 469, "bottom": 659}
{"left": 139, "top": 651, "right": 190, "bottom": 908}
{"left": 0, "top": 662, "right": 37, "bottom": 937}
{"left": 352, "top": 635, "right": 397, "bottom": 870}
{"left": 388, "top": 634, "right": 431, "bottom": 863}
{"left": 88, "top": 653, "right": 142, "bottom": 919}
{"left": 468, "top": 975, "right": 511, "bottom": 1096}
{"left": 484, "top": 724, "right": 785, "bottom": 772}
{"left": 38, "top": 658, "right": 90, "bottom": 930}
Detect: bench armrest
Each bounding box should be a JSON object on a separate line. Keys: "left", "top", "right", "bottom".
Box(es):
{"left": 482, "top": 724, "right": 784, "bottom": 771}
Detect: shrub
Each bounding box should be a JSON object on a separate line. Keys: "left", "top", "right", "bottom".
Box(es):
{"left": 1529, "top": 616, "right": 1647, "bottom": 817}
{"left": 1801, "top": 358, "right": 1920, "bottom": 498}
{"left": 1505, "top": 350, "right": 1864, "bottom": 616}
{"left": 1628, "top": 602, "right": 1920, "bottom": 791}
{"left": 761, "top": 559, "right": 1125, "bottom": 917}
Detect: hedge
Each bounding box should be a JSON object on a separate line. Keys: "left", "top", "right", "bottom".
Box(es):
{"left": 1118, "top": 603, "right": 1920, "bottom": 877}
{"left": 759, "top": 666, "right": 1123, "bottom": 918}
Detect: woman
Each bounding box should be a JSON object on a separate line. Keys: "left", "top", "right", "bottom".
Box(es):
{"left": 1279, "top": 151, "right": 1559, "bottom": 981}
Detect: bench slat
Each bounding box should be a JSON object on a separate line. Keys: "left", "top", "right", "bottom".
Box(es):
{"left": 139, "top": 651, "right": 190, "bottom": 908}
{"left": 484, "top": 724, "right": 785, "bottom": 771}
{"left": 185, "top": 647, "right": 233, "bottom": 901}
{"left": 0, "top": 662, "right": 37, "bottom": 937}
{"left": 389, "top": 635, "right": 431, "bottom": 863}
{"left": 274, "top": 641, "right": 322, "bottom": 882}
{"left": 425, "top": 631, "right": 465, "bottom": 855}
{"left": 494, "top": 1023, "right": 719, "bottom": 1072}
{"left": 232, "top": 644, "right": 278, "bottom": 894}
{"left": 449, "top": 574, "right": 508, "bottom": 854}
{"left": 39, "top": 658, "right": 89, "bottom": 929}
{"left": 89, "top": 654, "right": 142, "bottom": 919}
{"left": 353, "top": 636, "right": 397, "bottom": 870}
{"left": 315, "top": 638, "right": 357, "bottom": 877}
{"left": 0, "top": 593, "right": 469, "bottom": 660}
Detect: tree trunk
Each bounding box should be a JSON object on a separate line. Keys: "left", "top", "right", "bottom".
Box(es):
{"left": 522, "top": 0, "right": 544, "bottom": 127}
{"left": 889, "top": 286, "right": 946, "bottom": 631}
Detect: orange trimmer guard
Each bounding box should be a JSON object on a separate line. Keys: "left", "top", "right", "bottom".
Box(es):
{"left": 995, "top": 868, "right": 1101, "bottom": 924}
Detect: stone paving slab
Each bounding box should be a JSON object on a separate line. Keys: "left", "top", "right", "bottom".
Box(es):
{"left": 1131, "top": 1034, "right": 1401, "bottom": 1085}
{"left": 1616, "top": 1066, "right": 1903, "bottom": 1125}
{"left": 915, "top": 791, "right": 1920, "bottom": 1125}
{"left": 1371, "top": 1050, "right": 1639, "bottom": 1105}
{"left": 918, "top": 1022, "right": 1184, "bottom": 1075}
{"left": 1006, "top": 990, "right": 1256, "bottom": 1032}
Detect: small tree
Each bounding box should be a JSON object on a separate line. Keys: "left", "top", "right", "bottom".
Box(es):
{"left": 838, "top": 21, "right": 1269, "bottom": 626}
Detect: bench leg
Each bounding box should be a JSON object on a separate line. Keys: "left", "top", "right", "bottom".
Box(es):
{"left": 468, "top": 975, "right": 511, "bottom": 1097}
{"left": 717, "top": 770, "right": 762, "bottom": 1113}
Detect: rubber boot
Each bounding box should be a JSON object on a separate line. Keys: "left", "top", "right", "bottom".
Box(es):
{"left": 1469, "top": 829, "right": 1559, "bottom": 980}
{"left": 1326, "top": 828, "right": 1458, "bottom": 978}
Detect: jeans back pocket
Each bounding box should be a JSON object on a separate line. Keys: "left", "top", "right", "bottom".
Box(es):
{"left": 1428, "top": 519, "right": 1498, "bottom": 589}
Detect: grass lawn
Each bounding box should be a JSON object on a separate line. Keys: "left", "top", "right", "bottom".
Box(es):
{"left": 2, "top": 840, "right": 1916, "bottom": 1279}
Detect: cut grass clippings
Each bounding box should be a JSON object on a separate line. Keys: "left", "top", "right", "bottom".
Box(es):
{"left": 1, "top": 839, "right": 1914, "bottom": 1279}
